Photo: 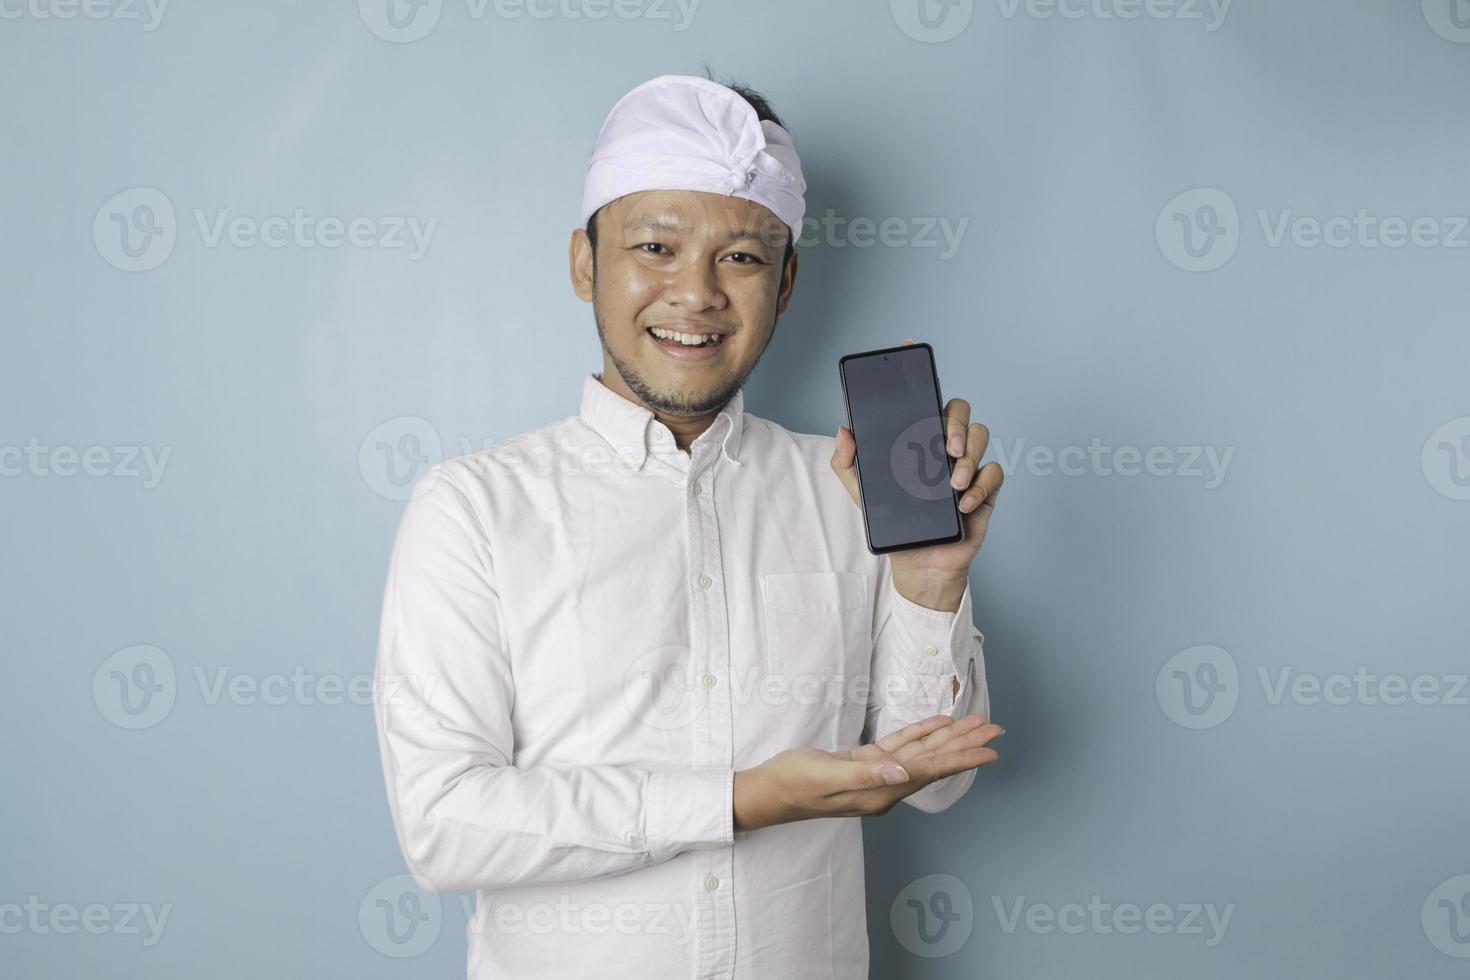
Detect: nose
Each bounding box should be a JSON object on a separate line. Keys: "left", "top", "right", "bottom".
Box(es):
{"left": 661, "top": 254, "right": 727, "bottom": 314}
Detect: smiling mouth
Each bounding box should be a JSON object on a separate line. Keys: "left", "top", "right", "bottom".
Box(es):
{"left": 647, "top": 325, "right": 727, "bottom": 349}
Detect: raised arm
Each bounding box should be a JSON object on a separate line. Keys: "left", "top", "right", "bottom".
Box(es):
{"left": 862, "top": 560, "right": 990, "bottom": 813}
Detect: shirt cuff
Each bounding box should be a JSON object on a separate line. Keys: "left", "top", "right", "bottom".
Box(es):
{"left": 887, "top": 575, "right": 982, "bottom": 678}
{"left": 644, "top": 767, "right": 735, "bottom": 857}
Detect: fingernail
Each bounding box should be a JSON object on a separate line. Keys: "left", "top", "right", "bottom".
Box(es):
{"left": 949, "top": 435, "right": 963, "bottom": 456}
{"left": 881, "top": 765, "right": 910, "bottom": 785}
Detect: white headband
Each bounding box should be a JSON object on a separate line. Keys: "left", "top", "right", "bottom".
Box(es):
{"left": 581, "top": 74, "right": 807, "bottom": 248}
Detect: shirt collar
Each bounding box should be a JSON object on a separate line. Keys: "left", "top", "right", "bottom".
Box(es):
{"left": 580, "top": 372, "right": 745, "bottom": 471}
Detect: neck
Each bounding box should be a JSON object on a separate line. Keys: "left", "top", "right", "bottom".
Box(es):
{"left": 597, "top": 367, "right": 719, "bottom": 453}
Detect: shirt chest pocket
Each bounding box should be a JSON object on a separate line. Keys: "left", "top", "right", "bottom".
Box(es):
{"left": 758, "top": 570, "right": 872, "bottom": 714}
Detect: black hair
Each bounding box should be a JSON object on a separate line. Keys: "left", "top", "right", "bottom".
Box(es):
{"left": 586, "top": 66, "right": 798, "bottom": 272}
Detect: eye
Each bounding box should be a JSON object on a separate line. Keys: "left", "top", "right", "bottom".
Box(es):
{"left": 725, "top": 252, "right": 764, "bottom": 265}
{"left": 636, "top": 242, "right": 670, "bottom": 255}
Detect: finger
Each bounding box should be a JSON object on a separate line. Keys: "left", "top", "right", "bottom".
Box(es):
{"left": 827, "top": 757, "right": 912, "bottom": 792}
{"left": 912, "top": 744, "right": 1001, "bottom": 782}
{"left": 892, "top": 719, "right": 1003, "bottom": 765}
{"left": 959, "top": 460, "right": 1005, "bottom": 514}
{"left": 950, "top": 421, "right": 989, "bottom": 491}
{"left": 942, "top": 398, "right": 971, "bottom": 460}
{"left": 847, "top": 742, "right": 892, "bottom": 762}
{"left": 914, "top": 714, "right": 988, "bottom": 751}
{"left": 829, "top": 425, "right": 861, "bottom": 506}
{"left": 858, "top": 719, "right": 981, "bottom": 764}
{"left": 946, "top": 745, "right": 1002, "bottom": 773}
{"left": 872, "top": 714, "right": 958, "bottom": 755}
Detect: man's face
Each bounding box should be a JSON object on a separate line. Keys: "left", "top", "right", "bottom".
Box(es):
{"left": 570, "top": 189, "right": 798, "bottom": 418}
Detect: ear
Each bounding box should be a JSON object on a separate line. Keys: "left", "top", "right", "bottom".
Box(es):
{"left": 570, "top": 227, "right": 595, "bottom": 302}
{"left": 775, "top": 248, "right": 799, "bottom": 315}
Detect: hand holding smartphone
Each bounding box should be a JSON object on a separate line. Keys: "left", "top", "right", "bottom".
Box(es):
{"left": 837, "top": 342, "right": 965, "bottom": 555}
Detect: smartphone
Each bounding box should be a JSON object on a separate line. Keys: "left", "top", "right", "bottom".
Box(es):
{"left": 838, "top": 342, "right": 964, "bottom": 554}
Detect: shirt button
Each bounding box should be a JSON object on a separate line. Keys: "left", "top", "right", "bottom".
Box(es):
{"left": 704, "top": 876, "right": 720, "bottom": 892}
{"left": 690, "top": 479, "right": 702, "bottom": 496}
{"left": 698, "top": 574, "right": 713, "bottom": 589}
{"left": 621, "top": 449, "right": 638, "bottom": 464}
{"left": 703, "top": 673, "right": 717, "bottom": 689}
{"left": 924, "top": 644, "right": 939, "bottom": 657}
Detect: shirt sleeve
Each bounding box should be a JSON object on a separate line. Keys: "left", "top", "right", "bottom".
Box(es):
{"left": 373, "top": 463, "right": 734, "bottom": 894}
{"left": 862, "top": 558, "right": 990, "bottom": 814}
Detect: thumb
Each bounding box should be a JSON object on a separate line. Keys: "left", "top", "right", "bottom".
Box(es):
{"left": 830, "top": 425, "right": 861, "bottom": 506}
{"left": 829, "top": 755, "right": 910, "bottom": 791}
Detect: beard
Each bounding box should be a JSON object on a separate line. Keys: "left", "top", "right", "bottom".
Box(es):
{"left": 593, "top": 288, "right": 778, "bottom": 418}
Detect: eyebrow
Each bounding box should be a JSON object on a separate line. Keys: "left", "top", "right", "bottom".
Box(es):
{"left": 626, "top": 217, "right": 771, "bottom": 242}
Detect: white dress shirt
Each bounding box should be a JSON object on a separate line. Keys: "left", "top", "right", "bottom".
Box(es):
{"left": 373, "top": 371, "right": 990, "bottom": 979}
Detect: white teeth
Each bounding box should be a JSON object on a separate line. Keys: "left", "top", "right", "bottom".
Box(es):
{"left": 650, "top": 326, "right": 721, "bottom": 346}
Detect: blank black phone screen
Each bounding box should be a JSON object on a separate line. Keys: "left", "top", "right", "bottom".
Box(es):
{"left": 840, "top": 345, "right": 961, "bottom": 553}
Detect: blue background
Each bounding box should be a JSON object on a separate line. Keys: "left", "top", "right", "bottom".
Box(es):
{"left": 4, "top": 0, "right": 1469, "bottom": 976}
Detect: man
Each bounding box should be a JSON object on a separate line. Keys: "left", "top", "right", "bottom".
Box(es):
{"left": 373, "top": 72, "right": 1006, "bottom": 979}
